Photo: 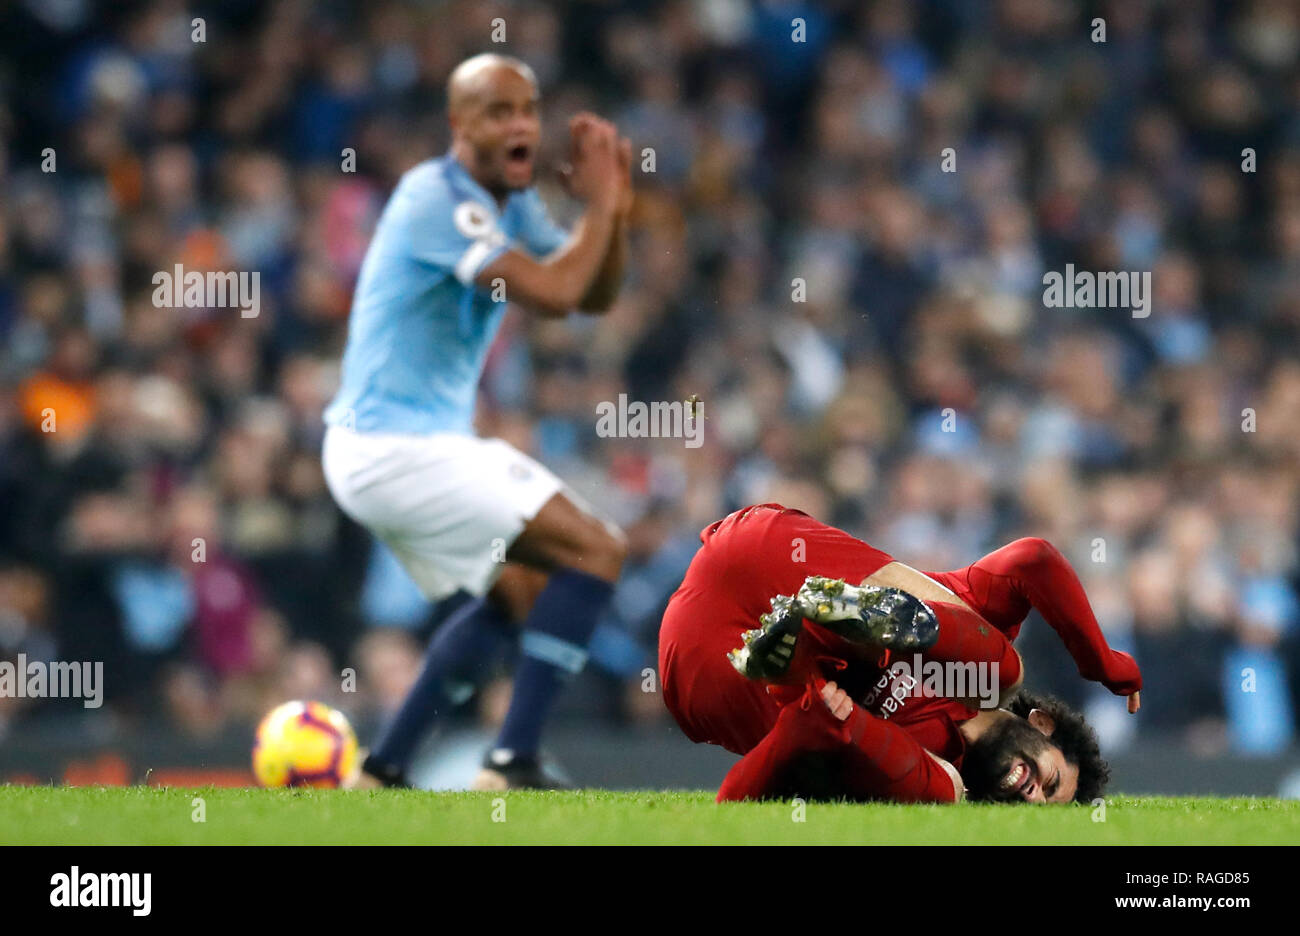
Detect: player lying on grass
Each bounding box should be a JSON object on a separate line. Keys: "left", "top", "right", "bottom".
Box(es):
{"left": 658, "top": 504, "right": 1142, "bottom": 803}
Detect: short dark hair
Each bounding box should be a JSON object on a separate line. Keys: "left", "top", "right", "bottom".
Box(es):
{"left": 1006, "top": 690, "right": 1110, "bottom": 803}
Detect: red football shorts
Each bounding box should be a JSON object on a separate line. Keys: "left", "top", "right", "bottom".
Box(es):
{"left": 658, "top": 504, "right": 895, "bottom": 755}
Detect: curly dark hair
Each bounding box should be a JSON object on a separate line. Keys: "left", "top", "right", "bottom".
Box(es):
{"left": 1006, "top": 690, "right": 1111, "bottom": 804}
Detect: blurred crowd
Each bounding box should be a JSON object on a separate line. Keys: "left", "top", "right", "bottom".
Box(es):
{"left": 2, "top": 0, "right": 1299, "bottom": 761}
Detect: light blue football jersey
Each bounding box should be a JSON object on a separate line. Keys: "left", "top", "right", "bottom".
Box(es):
{"left": 324, "top": 153, "right": 568, "bottom": 435}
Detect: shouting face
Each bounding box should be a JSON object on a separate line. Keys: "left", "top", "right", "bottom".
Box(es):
{"left": 962, "top": 709, "right": 1079, "bottom": 804}
{"left": 448, "top": 55, "right": 541, "bottom": 196}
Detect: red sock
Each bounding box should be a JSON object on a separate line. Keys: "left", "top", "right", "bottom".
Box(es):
{"left": 928, "top": 538, "right": 1140, "bottom": 695}
{"left": 923, "top": 599, "right": 1022, "bottom": 690}
{"left": 715, "top": 716, "right": 807, "bottom": 802}
{"left": 716, "top": 684, "right": 840, "bottom": 801}
{"left": 717, "top": 685, "right": 960, "bottom": 803}
{"left": 838, "top": 704, "right": 961, "bottom": 802}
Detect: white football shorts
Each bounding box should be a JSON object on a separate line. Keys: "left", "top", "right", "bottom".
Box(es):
{"left": 322, "top": 425, "right": 565, "bottom": 600}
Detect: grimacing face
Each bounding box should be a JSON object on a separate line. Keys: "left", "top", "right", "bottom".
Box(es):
{"left": 961, "top": 710, "right": 1079, "bottom": 804}
{"left": 451, "top": 65, "right": 541, "bottom": 195}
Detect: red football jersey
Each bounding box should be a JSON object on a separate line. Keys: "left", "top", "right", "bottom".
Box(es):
{"left": 660, "top": 503, "right": 975, "bottom": 770}
{"left": 853, "top": 662, "right": 977, "bottom": 769}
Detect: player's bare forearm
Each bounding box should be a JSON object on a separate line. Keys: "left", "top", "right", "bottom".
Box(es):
{"left": 479, "top": 111, "right": 624, "bottom": 317}
{"left": 542, "top": 201, "right": 618, "bottom": 313}
{"left": 577, "top": 213, "right": 626, "bottom": 313}
{"left": 478, "top": 199, "right": 619, "bottom": 317}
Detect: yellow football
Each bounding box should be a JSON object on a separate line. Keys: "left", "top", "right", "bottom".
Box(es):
{"left": 252, "top": 700, "right": 359, "bottom": 788}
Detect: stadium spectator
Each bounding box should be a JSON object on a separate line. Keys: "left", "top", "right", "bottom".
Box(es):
{"left": 1, "top": 0, "right": 1298, "bottom": 765}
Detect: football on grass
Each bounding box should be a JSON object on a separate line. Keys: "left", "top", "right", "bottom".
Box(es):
{"left": 253, "top": 700, "right": 359, "bottom": 788}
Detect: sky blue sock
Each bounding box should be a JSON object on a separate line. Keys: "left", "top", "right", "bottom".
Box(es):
{"left": 491, "top": 568, "right": 613, "bottom": 760}
{"left": 369, "top": 596, "right": 511, "bottom": 773}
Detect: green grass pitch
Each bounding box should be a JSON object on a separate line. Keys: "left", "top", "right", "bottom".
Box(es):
{"left": 2, "top": 786, "right": 1298, "bottom": 844}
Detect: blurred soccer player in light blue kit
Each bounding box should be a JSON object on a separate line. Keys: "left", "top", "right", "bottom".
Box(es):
{"left": 323, "top": 54, "right": 632, "bottom": 789}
